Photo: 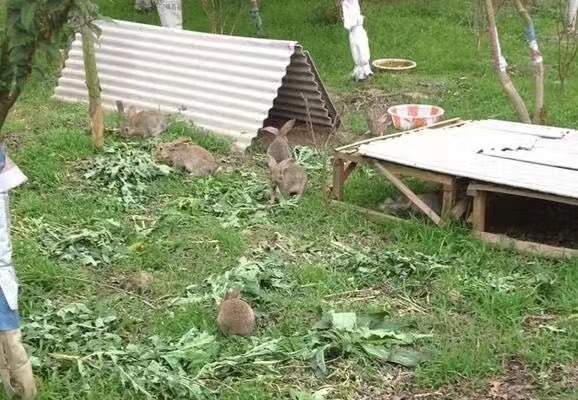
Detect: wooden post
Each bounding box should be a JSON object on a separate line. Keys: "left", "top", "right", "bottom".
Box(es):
{"left": 80, "top": 24, "right": 105, "bottom": 151}
{"left": 441, "top": 181, "right": 457, "bottom": 220}
{"left": 344, "top": 161, "right": 358, "bottom": 181}
{"left": 332, "top": 156, "right": 346, "bottom": 201}
{"left": 471, "top": 190, "right": 488, "bottom": 231}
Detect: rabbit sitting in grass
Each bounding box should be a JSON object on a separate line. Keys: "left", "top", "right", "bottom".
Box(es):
{"left": 155, "top": 137, "right": 218, "bottom": 177}
{"left": 121, "top": 106, "right": 169, "bottom": 138}
{"left": 216, "top": 288, "right": 255, "bottom": 337}
{"left": 267, "top": 154, "right": 308, "bottom": 204}
{"left": 263, "top": 119, "right": 296, "bottom": 163}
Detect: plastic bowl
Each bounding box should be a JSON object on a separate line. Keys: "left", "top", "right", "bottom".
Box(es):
{"left": 387, "top": 104, "right": 445, "bottom": 131}
{"left": 372, "top": 58, "right": 416, "bottom": 72}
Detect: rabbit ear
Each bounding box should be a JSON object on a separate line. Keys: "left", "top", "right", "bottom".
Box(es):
{"left": 173, "top": 137, "right": 190, "bottom": 145}
{"left": 279, "top": 119, "right": 296, "bottom": 136}
{"left": 267, "top": 154, "right": 278, "bottom": 171}
{"left": 262, "top": 126, "right": 279, "bottom": 136}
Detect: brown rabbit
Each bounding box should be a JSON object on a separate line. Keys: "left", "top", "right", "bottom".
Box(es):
{"left": 121, "top": 106, "right": 169, "bottom": 138}
{"left": 264, "top": 119, "right": 296, "bottom": 163}
{"left": 155, "top": 137, "right": 218, "bottom": 177}
{"left": 216, "top": 288, "right": 255, "bottom": 337}
{"left": 379, "top": 192, "right": 442, "bottom": 216}
{"left": 267, "top": 154, "right": 308, "bottom": 204}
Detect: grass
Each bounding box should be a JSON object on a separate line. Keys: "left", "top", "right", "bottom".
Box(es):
{"left": 1, "top": 0, "right": 578, "bottom": 398}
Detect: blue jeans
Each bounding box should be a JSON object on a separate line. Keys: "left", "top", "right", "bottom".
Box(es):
{"left": 0, "top": 287, "right": 19, "bottom": 331}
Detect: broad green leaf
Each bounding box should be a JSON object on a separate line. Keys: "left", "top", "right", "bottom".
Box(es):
{"left": 356, "top": 311, "right": 388, "bottom": 329}
{"left": 328, "top": 312, "right": 357, "bottom": 330}
{"left": 20, "top": 2, "right": 35, "bottom": 30}
{"left": 289, "top": 391, "right": 316, "bottom": 400}
{"left": 357, "top": 313, "right": 415, "bottom": 331}
{"left": 387, "top": 348, "right": 425, "bottom": 367}
{"left": 360, "top": 343, "right": 390, "bottom": 360}
{"left": 311, "top": 344, "right": 329, "bottom": 379}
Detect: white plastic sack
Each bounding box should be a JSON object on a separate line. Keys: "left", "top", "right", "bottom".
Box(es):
{"left": 568, "top": 0, "right": 578, "bottom": 33}
{"left": 342, "top": 0, "right": 372, "bottom": 82}
{"left": 135, "top": 0, "right": 153, "bottom": 12}
{"left": 156, "top": 0, "right": 183, "bottom": 29}
{"left": 135, "top": 0, "right": 183, "bottom": 29}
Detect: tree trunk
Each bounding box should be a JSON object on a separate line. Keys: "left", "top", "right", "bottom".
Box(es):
{"left": 485, "top": 0, "right": 532, "bottom": 124}
{"left": 80, "top": 25, "right": 105, "bottom": 150}
{"left": 513, "top": 0, "right": 545, "bottom": 124}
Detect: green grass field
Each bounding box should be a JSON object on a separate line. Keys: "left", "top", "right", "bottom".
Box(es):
{"left": 1, "top": 0, "right": 578, "bottom": 399}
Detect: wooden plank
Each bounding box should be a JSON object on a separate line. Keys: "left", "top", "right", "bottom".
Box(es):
{"left": 344, "top": 161, "right": 358, "bottom": 180}
{"left": 468, "top": 182, "right": 578, "bottom": 207}
{"left": 471, "top": 190, "right": 487, "bottom": 231}
{"left": 334, "top": 117, "right": 465, "bottom": 152}
{"left": 332, "top": 157, "right": 346, "bottom": 201}
{"left": 441, "top": 181, "right": 457, "bottom": 220}
{"left": 331, "top": 200, "right": 410, "bottom": 224}
{"left": 475, "top": 231, "right": 578, "bottom": 259}
{"left": 334, "top": 151, "right": 366, "bottom": 164}
{"left": 334, "top": 153, "right": 457, "bottom": 188}
{"left": 374, "top": 161, "right": 442, "bottom": 225}
{"left": 377, "top": 161, "right": 456, "bottom": 186}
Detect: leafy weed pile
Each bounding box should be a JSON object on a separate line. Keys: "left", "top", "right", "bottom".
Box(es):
{"left": 82, "top": 141, "right": 172, "bottom": 207}
{"left": 23, "top": 301, "right": 290, "bottom": 399}
{"left": 330, "top": 242, "right": 453, "bottom": 288}
{"left": 167, "top": 249, "right": 293, "bottom": 307}
{"left": 173, "top": 170, "right": 297, "bottom": 228}
{"left": 13, "top": 217, "right": 125, "bottom": 267}
{"left": 307, "top": 311, "right": 432, "bottom": 378}
{"left": 23, "top": 298, "right": 431, "bottom": 399}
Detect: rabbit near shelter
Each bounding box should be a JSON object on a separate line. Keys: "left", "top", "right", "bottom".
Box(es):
{"left": 267, "top": 154, "right": 308, "bottom": 204}
{"left": 121, "top": 106, "right": 169, "bottom": 138}
{"left": 216, "top": 288, "right": 256, "bottom": 337}
{"left": 155, "top": 137, "right": 218, "bottom": 177}
{"left": 264, "top": 119, "right": 296, "bottom": 163}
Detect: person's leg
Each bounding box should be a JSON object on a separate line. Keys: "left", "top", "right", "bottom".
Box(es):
{"left": 0, "top": 193, "right": 35, "bottom": 399}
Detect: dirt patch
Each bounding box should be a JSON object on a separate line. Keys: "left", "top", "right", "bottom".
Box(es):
{"left": 523, "top": 313, "right": 559, "bottom": 332}
{"left": 357, "top": 358, "right": 540, "bottom": 400}
{"left": 0, "top": 131, "right": 32, "bottom": 153}
{"left": 250, "top": 120, "right": 347, "bottom": 153}
{"left": 545, "top": 363, "right": 578, "bottom": 394}
{"left": 486, "top": 193, "right": 578, "bottom": 249}
{"left": 488, "top": 359, "right": 536, "bottom": 400}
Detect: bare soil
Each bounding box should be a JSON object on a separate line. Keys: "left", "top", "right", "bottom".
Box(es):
{"left": 485, "top": 193, "right": 578, "bottom": 249}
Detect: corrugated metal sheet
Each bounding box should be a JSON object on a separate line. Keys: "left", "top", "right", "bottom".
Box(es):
{"left": 358, "top": 119, "right": 578, "bottom": 199}
{"left": 52, "top": 18, "right": 339, "bottom": 149}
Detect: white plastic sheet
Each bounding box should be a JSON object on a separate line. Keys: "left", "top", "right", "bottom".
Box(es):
{"left": 342, "top": 0, "right": 373, "bottom": 82}
{"left": 135, "top": 0, "right": 183, "bottom": 30}
{"left": 568, "top": 0, "right": 578, "bottom": 33}
{"left": 0, "top": 155, "right": 27, "bottom": 311}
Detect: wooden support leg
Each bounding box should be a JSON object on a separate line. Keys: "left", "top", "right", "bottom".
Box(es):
{"left": 374, "top": 161, "right": 442, "bottom": 225}
{"left": 441, "top": 181, "right": 457, "bottom": 221}
{"left": 471, "top": 191, "right": 488, "bottom": 231}
{"left": 332, "top": 157, "right": 346, "bottom": 201}
{"left": 344, "top": 162, "right": 358, "bottom": 181}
